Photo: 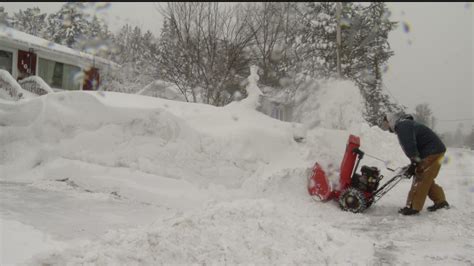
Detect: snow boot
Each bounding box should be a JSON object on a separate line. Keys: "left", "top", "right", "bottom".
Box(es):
{"left": 427, "top": 201, "right": 450, "bottom": 212}
{"left": 398, "top": 207, "right": 419, "bottom": 216}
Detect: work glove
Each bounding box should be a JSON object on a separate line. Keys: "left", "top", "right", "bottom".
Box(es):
{"left": 405, "top": 156, "right": 421, "bottom": 178}
{"left": 405, "top": 162, "right": 417, "bottom": 176}
{"left": 402, "top": 161, "right": 418, "bottom": 178}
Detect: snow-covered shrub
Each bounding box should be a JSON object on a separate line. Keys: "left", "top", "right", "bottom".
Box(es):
{"left": 100, "top": 63, "right": 154, "bottom": 94}
{"left": 0, "top": 69, "right": 35, "bottom": 100}
{"left": 18, "top": 76, "right": 54, "bottom": 96}
{"left": 136, "top": 80, "right": 186, "bottom": 102}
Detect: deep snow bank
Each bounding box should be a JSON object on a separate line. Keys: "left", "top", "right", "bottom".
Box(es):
{"left": 0, "top": 69, "right": 36, "bottom": 100}
{"left": 7, "top": 76, "right": 461, "bottom": 265}
{"left": 31, "top": 148, "right": 474, "bottom": 266}
{"left": 0, "top": 92, "right": 202, "bottom": 182}
{"left": 32, "top": 199, "right": 374, "bottom": 265}
{"left": 0, "top": 89, "right": 303, "bottom": 191}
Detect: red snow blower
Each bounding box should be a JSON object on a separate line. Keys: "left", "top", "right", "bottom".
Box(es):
{"left": 307, "top": 134, "right": 410, "bottom": 213}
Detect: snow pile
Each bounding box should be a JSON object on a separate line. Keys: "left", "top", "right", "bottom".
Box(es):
{"left": 29, "top": 148, "right": 474, "bottom": 266}
{"left": 0, "top": 91, "right": 262, "bottom": 189}
{"left": 32, "top": 199, "right": 373, "bottom": 265}
{"left": 0, "top": 69, "right": 36, "bottom": 100}
{"left": 18, "top": 75, "right": 54, "bottom": 96}
{"left": 1, "top": 75, "right": 473, "bottom": 265}
{"left": 292, "top": 78, "right": 366, "bottom": 131}
{"left": 0, "top": 217, "right": 66, "bottom": 263}
{"left": 96, "top": 91, "right": 300, "bottom": 171}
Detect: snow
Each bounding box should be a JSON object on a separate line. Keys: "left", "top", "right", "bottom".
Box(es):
{"left": 292, "top": 78, "right": 366, "bottom": 131}
{"left": 136, "top": 80, "right": 186, "bottom": 102}
{"left": 18, "top": 75, "right": 55, "bottom": 95}
{"left": 0, "top": 217, "right": 66, "bottom": 263}
{"left": 1, "top": 75, "right": 473, "bottom": 265}
{"left": 0, "top": 69, "right": 36, "bottom": 100}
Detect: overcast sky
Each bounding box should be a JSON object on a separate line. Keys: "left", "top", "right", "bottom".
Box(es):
{"left": 2, "top": 2, "right": 472, "bottom": 133}
{"left": 384, "top": 2, "right": 473, "bottom": 134}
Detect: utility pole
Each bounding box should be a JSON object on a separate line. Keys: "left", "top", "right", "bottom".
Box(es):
{"left": 336, "top": 2, "right": 342, "bottom": 78}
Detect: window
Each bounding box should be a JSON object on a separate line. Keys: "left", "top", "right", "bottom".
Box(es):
{"left": 0, "top": 50, "right": 13, "bottom": 74}
{"left": 38, "top": 58, "right": 81, "bottom": 90}
{"left": 271, "top": 105, "right": 284, "bottom": 121}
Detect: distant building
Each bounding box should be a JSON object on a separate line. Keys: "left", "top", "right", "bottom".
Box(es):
{"left": 258, "top": 85, "right": 294, "bottom": 122}
{"left": 0, "top": 27, "right": 118, "bottom": 91}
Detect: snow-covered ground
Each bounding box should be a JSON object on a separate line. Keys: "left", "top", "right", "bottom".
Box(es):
{"left": 1, "top": 75, "right": 473, "bottom": 265}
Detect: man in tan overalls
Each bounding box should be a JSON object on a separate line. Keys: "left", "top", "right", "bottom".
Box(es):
{"left": 383, "top": 112, "right": 450, "bottom": 215}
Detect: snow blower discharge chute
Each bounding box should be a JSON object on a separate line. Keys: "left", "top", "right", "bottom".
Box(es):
{"left": 307, "top": 134, "right": 410, "bottom": 213}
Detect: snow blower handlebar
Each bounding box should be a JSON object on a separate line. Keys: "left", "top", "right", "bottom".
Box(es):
{"left": 372, "top": 172, "right": 406, "bottom": 203}
{"left": 353, "top": 148, "right": 396, "bottom": 172}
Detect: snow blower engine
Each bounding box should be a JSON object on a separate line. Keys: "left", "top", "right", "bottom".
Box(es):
{"left": 307, "top": 134, "right": 409, "bottom": 213}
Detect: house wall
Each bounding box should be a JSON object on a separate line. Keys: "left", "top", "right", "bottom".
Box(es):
{"left": 0, "top": 44, "right": 19, "bottom": 79}
{"left": 259, "top": 97, "right": 293, "bottom": 122}
{"left": 259, "top": 97, "right": 274, "bottom": 119}
{"left": 0, "top": 40, "right": 107, "bottom": 91}
{"left": 35, "top": 50, "right": 84, "bottom": 90}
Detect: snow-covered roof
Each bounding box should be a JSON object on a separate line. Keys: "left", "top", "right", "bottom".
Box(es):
{"left": 0, "top": 27, "right": 119, "bottom": 69}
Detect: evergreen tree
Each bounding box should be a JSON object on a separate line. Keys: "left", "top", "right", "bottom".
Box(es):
{"left": 44, "top": 12, "right": 63, "bottom": 44}
{"left": 283, "top": 2, "right": 400, "bottom": 125}
{"left": 294, "top": 2, "right": 339, "bottom": 78}
{"left": 292, "top": 2, "right": 396, "bottom": 81}
{"left": 129, "top": 26, "right": 144, "bottom": 64}
{"left": 88, "top": 15, "right": 103, "bottom": 38}
{"left": 113, "top": 24, "right": 131, "bottom": 64}
{"left": 78, "top": 15, "right": 114, "bottom": 58}
{"left": 103, "top": 24, "right": 159, "bottom": 94}
{"left": 11, "top": 7, "right": 47, "bottom": 36}
{"left": 356, "top": 3, "right": 400, "bottom": 125}
{"left": 0, "top": 7, "right": 11, "bottom": 27}
{"left": 44, "top": 3, "right": 90, "bottom": 48}
{"left": 141, "top": 30, "right": 159, "bottom": 76}
{"left": 156, "top": 18, "right": 194, "bottom": 102}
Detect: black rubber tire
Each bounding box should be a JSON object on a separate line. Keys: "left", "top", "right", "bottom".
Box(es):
{"left": 339, "top": 187, "right": 367, "bottom": 213}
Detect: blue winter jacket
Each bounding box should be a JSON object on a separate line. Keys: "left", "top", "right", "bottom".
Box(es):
{"left": 394, "top": 119, "right": 446, "bottom": 160}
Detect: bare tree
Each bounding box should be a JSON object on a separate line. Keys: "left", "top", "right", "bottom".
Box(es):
{"left": 158, "top": 3, "right": 253, "bottom": 106}
{"left": 414, "top": 103, "right": 433, "bottom": 127}
{"left": 244, "top": 2, "right": 303, "bottom": 87}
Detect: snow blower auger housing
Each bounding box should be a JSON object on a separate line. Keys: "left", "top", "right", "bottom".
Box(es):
{"left": 307, "top": 134, "right": 407, "bottom": 213}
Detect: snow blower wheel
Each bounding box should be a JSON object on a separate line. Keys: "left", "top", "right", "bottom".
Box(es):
{"left": 339, "top": 187, "right": 367, "bottom": 213}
